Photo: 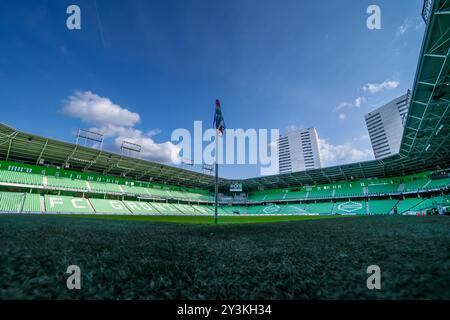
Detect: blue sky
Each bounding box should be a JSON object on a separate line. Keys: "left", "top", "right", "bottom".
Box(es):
{"left": 0, "top": 0, "right": 426, "bottom": 178}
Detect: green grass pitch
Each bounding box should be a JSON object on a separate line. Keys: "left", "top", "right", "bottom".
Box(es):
{"left": 46, "top": 214, "right": 342, "bottom": 224}
{"left": 0, "top": 214, "right": 449, "bottom": 299}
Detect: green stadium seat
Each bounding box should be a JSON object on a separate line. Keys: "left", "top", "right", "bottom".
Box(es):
{"left": 123, "top": 201, "right": 160, "bottom": 214}
{"left": 0, "top": 192, "right": 24, "bottom": 212}
{"left": 306, "top": 202, "right": 334, "bottom": 214}
{"left": 146, "top": 188, "right": 171, "bottom": 198}
{"left": 150, "top": 202, "right": 181, "bottom": 214}
{"left": 220, "top": 206, "right": 248, "bottom": 214}
{"left": 173, "top": 204, "right": 198, "bottom": 214}
{"left": 47, "top": 176, "right": 88, "bottom": 191}
{"left": 89, "top": 198, "right": 130, "bottom": 214}
{"left": 121, "top": 185, "right": 150, "bottom": 196}
{"left": 425, "top": 178, "right": 450, "bottom": 190}
{"left": 264, "top": 192, "right": 287, "bottom": 201}
{"left": 334, "top": 183, "right": 365, "bottom": 197}
{"left": 306, "top": 186, "right": 333, "bottom": 199}
{"left": 0, "top": 170, "right": 43, "bottom": 186}
{"left": 410, "top": 196, "right": 445, "bottom": 212}
{"left": 368, "top": 199, "right": 398, "bottom": 215}
{"left": 396, "top": 198, "right": 424, "bottom": 213}
{"left": 284, "top": 190, "right": 308, "bottom": 200}
{"left": 402, "top": 178, "right": 429, "bottom": 192}
{"left": 282, "top": 203, "right": 308, "bottom": 214}
{"left": 247, "top": 204, "right": 282, "bottom": 214}
{"left": 248, "top": 189, "right": 307, "bottom": 202}
{"left": 166, "top": 190, "right": 213, "bottom": 202}
{"left": 44, "top": 195, "right": 94, "bottom": 213}
{"left": 89, "top": 181, "right": 123, "bottom": 194}
{"left": 367, "top": 182, "right": 400, "bottom": 195}
{"left": 192, "top": 205, "right": 213, "bottom": 214}
{"left": 216, "top": 206, "right": 228, "bottom": 214}
{"left": 247, "top": 193, "right": 268, "bottom": 202}
{"left": 22, "top": 193, "right": 42, "bottom": 213}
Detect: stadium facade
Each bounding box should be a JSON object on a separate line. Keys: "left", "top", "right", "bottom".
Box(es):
{"left": 0, "top": 0, "right": 449, "bottom": 216}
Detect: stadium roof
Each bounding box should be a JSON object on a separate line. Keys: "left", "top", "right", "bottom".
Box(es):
{"left": 0, "top": 122, "right": 223, "bottom": 189}
{"left": 0, "top": 0, "right": 449, "bottom": 192}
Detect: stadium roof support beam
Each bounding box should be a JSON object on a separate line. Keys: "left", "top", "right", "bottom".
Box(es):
{"left": 84, "top": 150, "right": 102, "bottom": 171}
{"left": 5, "top": 131, "right": 18, "bottom": 161}
{"left": 64, "top": 145, "right": 79, "bottom": 167}
{"left": 35, "top": 139, "right": 49, "bottom": 165}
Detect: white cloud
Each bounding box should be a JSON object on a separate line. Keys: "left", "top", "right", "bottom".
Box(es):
{"left": 113, "top": 134, "right": 181, "bottom": 164}
{"left": 319, "top": 138, "right": 373, "bottom": 167}
{"left": 353, "top": 134, "right": 370, "bottom": 142}
{"left": 338, "top": 113, "right": 346, "bottom": 120}
{"left": 396, "top": 18, "right": 423, "bottom": 38}
{"left": 397, "top": 21, "right": 409, "bottom": 37}
{"left": 62, "top": 91, "right": 140, "bottom": 127}
{"left": 335, "top": 96, "right": 365, "bottom": 111}
{"left": 354, "top": 96, "right": 364, "bottom": 107}
{"left": 362, "top": 80, "right": 399, "bottom": 93}
{"left": 62, "top": 91, "right": 181, "bottom": 164}
{"left": 285, "top": 124, "right": 303, "bottom": 132}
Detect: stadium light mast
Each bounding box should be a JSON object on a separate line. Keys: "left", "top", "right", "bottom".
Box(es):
{"left": 120, "top": 140, "right": 142, "bottom": 158}
{"left": 75, "top": 129, "right": 103, "bottom": 149}
{"left": 213, "top": 99, "right": 226, "bottom": 225}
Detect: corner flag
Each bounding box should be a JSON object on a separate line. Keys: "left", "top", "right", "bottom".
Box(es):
{"left": 213, "top": 99, "right": 226, "bottom": 136}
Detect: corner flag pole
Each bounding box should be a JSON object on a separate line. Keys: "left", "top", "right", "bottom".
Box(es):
{"left": 213, "top": 98, "right": 224, "bottom": 225}
{"left": 214, "top": 128, "right": 219, "bottom": 225}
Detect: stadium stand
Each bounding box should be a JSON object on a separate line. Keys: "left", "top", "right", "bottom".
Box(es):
{"left": 89, "top": 198, "right": 131, "bottom": 214}
{"left": 283, "top": 203, "right": 308, "bottom": 214}
{"left": 123, "top": 201, "right": 160, "bottom": 214}
{"left": 284, "top": 189, "right": 308, "bottom": 200}
{"left": 396, "top": 198, "right": 425, "bottom": 214}
{"left": 121, "top": 185, "right": 150, "bottom": 197}
{"left": 89, "top": 181, "right": 123, "bottom": 194}
{"left": 367, "top": 181, "right": 400, "bottom": 195}
{"left": 150, "top": 202, "right": 181, "bottom": 214}
{"left": 245, "top": 205, "right": 277, "bottom": 214}
{"left": 219, "top": 205, "right": 240, "bottom": 214}
{"left": 192, "top": 205, "right": 214, "bottom": 214}
{"left": 169, "top": 190, "right": 207, "bottom": 201}
{"left": 0, "top": 170, "right": 43, "bottom": 186}
{"left": 173, "top": 203, "right": 198, "bottom": 214}
{"left": 367, "top": 199, "right": 398, "bottom": 215}
{"left": 403, "top": 178, "right": 429, "bottom": 192}
{"left": 264, "top": 191, "right": 287, "bottom": 201}
{"left": 0, "top": 163, "right": 449, "bottom": 216}
{"left": 47, "top": 176, "right": 88, "bottom": 191}
{"left": 44, "top": 195, "right": 94, "bottom": 214}
{"left": 146, "top": 188, "right": 172, "bottom": 198}
{"left": 426, "top": 178, "right": 450, "bottom": 190}
{"left": 1, "top": 190, "right": 448, "bottom": 216}
{"left": 306, "top": 202, "right": 334, "bottom": 214}
{"left": 0, "top": 192, "right": 24, "bottom": 213}
{"left": 247, "top": 192, "right": 268, "bottom": 202}
{"left": 306, "top": 186, "right": 333, "bottom": 199}
{"left": 22, "top": 193, "right": 41, "bottom": 213}
{"left": 334, "top": 183, "right": 365, "bottom": 197}
{"left": 410, "top": 196, "right": 445, "bottom": 212}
